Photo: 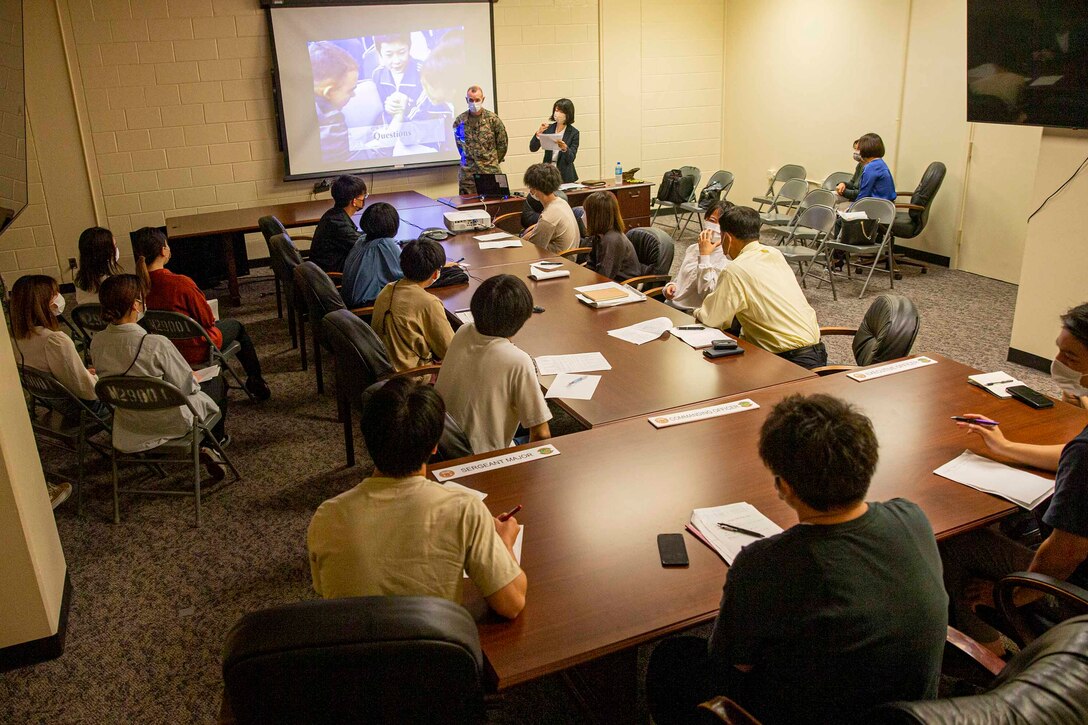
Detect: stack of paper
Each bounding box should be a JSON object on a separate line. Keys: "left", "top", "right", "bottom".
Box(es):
{"left": 574, "top": 281, "right": 646, "bottom": 308}
{"left": 670, "top": 326, "right": 725, "bottom": 349}
{"left": 475, "top": 231, "right": 517, "bottom": 242}
{"left": 968, "top": 371, "right": 1025, "bottom": 399}
{"left": 559, "top": 182, "right": 586, "bottom": 191}
{"left": 538, "top": 133, "right": 564, "bottom": 151}
{"left": 934, "top": 450, "right": 1055, "bottom": 509}
{"left": 529, "top": 261, "right": 570, "bottom": 280}
{"left": 545, "top": 373, "right": 601, "bottom": 400}
{"left": 454, "top": 309, "right": 474, "bottom": 324}
{"left": 837, "top": 210, "right": 870, "bottom": 221}
{"left": 688, "top": 502, "right": 783, "bottom": 565}
{"left": 607, "top": 317, "right": 674, "bottom": 345}
{"left": 193, "top": 365, "right": 221, "bottom": 384}
{"left": 534, "top": 352, "right": 611, "bottom": 376}
{"left": 478, "top": 236, "right": 522, "bottom": 250}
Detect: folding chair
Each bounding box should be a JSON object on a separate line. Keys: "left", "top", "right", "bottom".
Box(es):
{"left": 19, "top": 366, "right": 112, "bottom": 515}
{"left": 140, "top": 310, "right": 255, "bottom": 401}
{"left": 758, "top": 179, "right": 810, "bottom": 227}
{"left": 675, "top": 170, "right": 735, "bottom": 239}
{"left": 803, "top": 197, "right": 897, "bottom": 299}
{"left": 821, "top": 171, "right": 854, "bottom": 191}
{"left": 764, "top": 188, "right": 837, "bottom": 243}
{"left": 752, "top": 164, "right": 806, "bottom": 211}
{"left": 775, "top": 204, "right": 838, "bottom": 276}
{"left": 94, "top": 375, "right": 239, "bottom": 526}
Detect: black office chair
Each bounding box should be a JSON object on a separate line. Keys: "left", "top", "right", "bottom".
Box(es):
{"left": 222, "top": 596, "right": 487, "bottom": 725}
{"left": 866, "top": 615, "right": 1088, "bottom": 724}
{"left": 814, "top": 294, "right": 920, "bottom": 375}
{"left": 996, "top": 571, "right": 1088, "bottom": 647}
{"left": 624, "top": 226, "right": 676, "bottom": 298}
{"left": 890, "top": 161, "right": 946, "bottom": 276}
{"left": 293, "top": 262, "right": 347, "bottom": 395}
{"left": 258, "top": 216, "right": 312, "bottom": 320}
{"left": 362, "top": 379, "right": 472, "bottom": 466}
{"left": 268, "top": 232, "right": 305, "bottom": 353}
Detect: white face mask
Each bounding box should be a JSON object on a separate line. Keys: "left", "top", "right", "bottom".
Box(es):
{"left": 114, "top": 244, "right": 120, "bottom": 263}
{"left": 553, "top": 111, "right": 566, "bottom": 124}
{"left": 50, "top": 293, "right": 65, "bottom": 315}
{"left": 467, "top": 101, "right": 479, "bottom": 113}
{"left": 1052, "top": 358, "right": 1088, "bottom": 397}
{"left": 136, "top": 299, "right": 146, "bottom": 322}
{"left": 852, "top": 151, "right": 863, "bottom": 162}
{"left": 703, "top": 221, "right": 721, "bottom": 237}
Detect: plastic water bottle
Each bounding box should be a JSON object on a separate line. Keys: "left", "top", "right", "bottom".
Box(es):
{"left": 614, "top": 162, "right": 623, "bottom": 185}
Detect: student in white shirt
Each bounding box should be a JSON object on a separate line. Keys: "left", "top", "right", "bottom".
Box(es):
{"left": 521, "top": 163, "right": 579, "bottom": 254}
{"left": 435, "top": 274, "right": 552, "bottom": 454}
{"left": 74, "top": 226, "right": 122, "bottom": 305}
{"left": 663, "top": 201, "right": 732, "bottom": 311}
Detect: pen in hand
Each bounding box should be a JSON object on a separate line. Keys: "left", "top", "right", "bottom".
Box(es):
{"left": 717, "top": 522, "right": 765, "bottom": 538}
{"left": 498, "top": 504, "right": 522, "bottom": 522}
{"left": 951, "top": 416, "right": 999, "bottom": 426}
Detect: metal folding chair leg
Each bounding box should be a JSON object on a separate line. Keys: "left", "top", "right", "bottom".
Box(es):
{"left": 858, "top": 240, "right": 891, "bottom": 298}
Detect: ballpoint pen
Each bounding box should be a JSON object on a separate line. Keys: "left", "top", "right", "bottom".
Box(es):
{"left": 717, "top": 522, "right": 765, "bottom": 538}
{"left": 951, "top": 416, "right": 999, "bottom": 426}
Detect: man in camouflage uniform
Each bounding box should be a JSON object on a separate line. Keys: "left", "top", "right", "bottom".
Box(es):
{"left": 453, "top": 85, "right": 509, "bottom": 195}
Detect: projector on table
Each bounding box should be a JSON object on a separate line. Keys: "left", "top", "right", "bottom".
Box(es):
{"left": 443, "top": 210, "right": 492, "bottom": 233}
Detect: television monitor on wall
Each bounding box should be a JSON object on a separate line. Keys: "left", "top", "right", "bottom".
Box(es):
{"left": 968, "top": 1, "right": 1088, "bottom": 128}
{"left": 263, "top": 0, "right": 497, "bottom": 180}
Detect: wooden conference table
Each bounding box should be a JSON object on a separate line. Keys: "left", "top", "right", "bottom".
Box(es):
{"left": 165, "top": 190, "right": 438, "bottom": 306}
{"left": 439, "top": 180, "right": 654, "bottom": 229}
{"left": 440, "top": 354, "right": 1088, "bottom": 694}
{"left": 431, "top": 257, "right": 814, "bottom": 427}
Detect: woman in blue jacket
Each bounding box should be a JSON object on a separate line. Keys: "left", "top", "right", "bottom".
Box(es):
{"left": 855, "top": 132, "right": 896, "bottom": 200}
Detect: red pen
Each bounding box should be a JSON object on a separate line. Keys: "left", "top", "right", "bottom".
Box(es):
{"left": 498, "top": 504, "right": 523, "bottom": 522}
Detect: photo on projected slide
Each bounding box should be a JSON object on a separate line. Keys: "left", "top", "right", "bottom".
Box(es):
{"left": 308, "top": 27, "right": 466, "bottom": 164}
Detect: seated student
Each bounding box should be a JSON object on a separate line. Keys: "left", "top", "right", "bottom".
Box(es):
{"left": 11, "top": 275, "right": 102, "bottom": 415}
{"left": 370, "top": 33, "right": 422, "bottom": 125}
{"left": 307, "top": 377, "right": 527, "bottom": 618}
{"left": 310, "top": 174, "right": 368, "bottom": 274}
{"left": 340, "top": 202, "right": 404, "bottom": 308}
{"left": 854, "top": 132, "right": 896, "bottom": 201}
{"left": 435, "top": 274, "right": 552, "bottom": 454}
{"left": 941, "top": 302, "right": 1088, "bottom": 657}
{"left": 693, "top": 205, "right": 826, "bottom": 368}
{"left": 133, "top": 227, "right": 270, "bottom": 401}
{"left": 582, "top": 190, "right": 646, "bottom": 282}
{"left": 90, "top": 275, "right": 228, "bottom": 478}
{"left": 646, "top": 394, "right": 948, "bottom": 725}
{"left": 520, "top": 163, "right": 579, "bottom": 254}
{"left": 663, "top": 201, "right": 732, "bottom": 310}
{"left": 371, "top": 238, "right": 454, "bottom": 371}
{"left": 74, "top": 226, "right": 122, "bottom": 305}
{"left": 835, "top": 138, "right": 865, "bottom": 202}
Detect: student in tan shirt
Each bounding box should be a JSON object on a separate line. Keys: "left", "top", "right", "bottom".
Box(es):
{"left": 521, "top": 162, "right": 580, "bottom": 254}
{"left": 371, "top": 239, "right": 455, "bottom": 371}
{"left": 307, "top": 377, "right": 527, "bottom": 618}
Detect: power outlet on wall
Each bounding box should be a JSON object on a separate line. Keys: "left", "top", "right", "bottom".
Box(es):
{"left": 68, "top": 257, "right": 77, "bottom": 270}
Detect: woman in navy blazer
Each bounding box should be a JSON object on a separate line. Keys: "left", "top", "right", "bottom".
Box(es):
{"left": 529, "top": 98, "right": 580, "bottom": 183}
{"left": 855, "top": 132, "right": 896, "bottom": 201}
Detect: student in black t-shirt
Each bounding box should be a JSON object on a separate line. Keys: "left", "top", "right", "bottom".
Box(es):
{"left": 941, "top": 302, "right": 1088, "bottom": 656}
{"left": 310, "top": 175, "right": 367, "bottom": 274}
{"left": 646, "top": 394, "right": 948, "bottom": 725}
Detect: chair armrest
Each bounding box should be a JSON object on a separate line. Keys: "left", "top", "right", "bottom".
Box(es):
{"left": 644, "top": 286, "right": 667, "bottom": 300}
{"left": 327, "top": 271, "right": 343, "bottom": 281}
{"left": 995, "top": 571, "right": 1088, "bottom": 646}
{"left": 895, "top": 190, "right": 914, "bottom": 197}
{"left": 819, "top": 326, "right": 858, "bottom": 336}
{"left": 811, "top": 365, "right": 857, "bottom": 376}
{"left": 895, "top": 203, "right": 925, "bottom": 211}
{"left": 558, "top": 247, "right": 591, "bottom": 259}
{"left": 493, "top": 211, "right": 523, "bottom": 235}
{"left": 696, "top": 696, "right": 761, "bottom": 725}
{"left": 350, "top": 306, "right": 374, "bottom": 319}
{"left": 946, "top": 625, "right": 1005, "bottom": 678}
{"left": 292, "top": 235, "right": 314, "bottom": 242}
{"left": 623, "top": 274, "right": 671, "bottom": 289}
{"left": 385, "top": 363, "right": 442, "bottom": 384}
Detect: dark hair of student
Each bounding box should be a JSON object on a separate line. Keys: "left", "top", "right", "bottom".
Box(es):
{"left": 359, "top": 377, "right": 446, "bottom": 477}
{"left": 523, "top": 163, "right": 562, "bottom": 196}
{"left": 131, "top": 226, "right": 168, "bottom": 290}
{"left": 856, "top": 132, "right": 886, "bottom": 159}
{"left": 470, "top": 274, "right": 533, "bottom": 338}
{"left": 98, "top": 274, "right": 144, "bottom": 325}
{"left": 719, "top": 205, "right": 762, "bottom": 242}
{"left": 758, "top": 394, "right": 878, "bottom": 512}
{"left": 583, "top": 190, "right": 624, "bottom": 237}
{"left": 331, "top": 174, "right": 368, "bottom": 208}
{"left": 75, "top": 226, "right": 121, "bottom": 294}
{"left": 10, "top": 275, "right": 59, "bottom": 339}
{"left": 705, "top": 199, "right": 734, "bottom": 221}
{"left": 309, "top": 41, "right": 358, "bottom": 86}
{"left": 400, "top": 238, "right": 446, "bottom": 282}
{"left": 374, "top": 33, "right": 411, "bottom": 51}
{"left": 552, "top": 98, "right": 575, "bottom": 124}
{"left": 1061, "top": 302, "right": 1088, "bottom": 349}
{"left": 360, "top": 202, "right": 399, "bottom": 239}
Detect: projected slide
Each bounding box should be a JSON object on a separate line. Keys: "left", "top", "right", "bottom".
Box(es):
{"left": 269, "top": 3, "right": 496, "bottom": 179}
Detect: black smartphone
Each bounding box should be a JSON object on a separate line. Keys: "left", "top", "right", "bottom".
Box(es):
{"left": 712, "top": 339, "right": 738, "bottom": 350}
{"left": 704, "top": 347, "right": 745, "bottom": 359}
{"left": 1007, "top": 385, "right": 1054, "bottom": 409}
{"left": 657, "top": 533, "right": 689, "bottom": 567}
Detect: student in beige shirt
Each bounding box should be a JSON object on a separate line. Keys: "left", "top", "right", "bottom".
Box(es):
{"left": 308, "top": 377, "right": 526, "bottom": 618}
{"left": 371, "top": 239, "right": 455, "bottom": 371}
{"left": 435, "top": 274, "right": 552, "bottom": 454}
{"left": 521, "top": 162, "right": 580, "bottom": 254}
{"left": 694, "top": 205, "right": 827, "bottom": 369}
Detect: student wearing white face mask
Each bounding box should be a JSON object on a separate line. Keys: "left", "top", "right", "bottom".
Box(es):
{"left": 940, "top": 302, "right": 1088, "bottom": 657}
{"left": 529, "top": 98, "right": 580, "bottom": 183}
{"left": 74, "top": 226, "right": 123, "bottom": 304}
{"left": 663, "top": 201, "right": 733, "bottom": 311}
{"left": 520, "top": 163, "right": 580, "bottom": 254}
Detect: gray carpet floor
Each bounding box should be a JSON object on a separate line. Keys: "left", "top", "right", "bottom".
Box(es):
{"left": 0, "top": 224, "right": 1060, "bottom": 724}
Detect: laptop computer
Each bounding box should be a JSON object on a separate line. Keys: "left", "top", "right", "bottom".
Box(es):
{"left": 473, "top": 173, "right": 510, "bottom": 197}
